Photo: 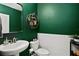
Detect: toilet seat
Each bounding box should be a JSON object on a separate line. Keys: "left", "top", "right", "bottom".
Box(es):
{"left": 35, "top": 48, "right": 49, "bottom": 56}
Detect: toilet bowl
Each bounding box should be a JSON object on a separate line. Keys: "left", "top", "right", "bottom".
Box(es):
{"left": 30, "top": 40, "right": 50, "bottom": 56}
{"left": 35, "top": 48, "right": 49, "bottom": 56}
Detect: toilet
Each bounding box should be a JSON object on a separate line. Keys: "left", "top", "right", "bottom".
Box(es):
{"left": 30, "top": 40, "right": 50, "bottom": 56}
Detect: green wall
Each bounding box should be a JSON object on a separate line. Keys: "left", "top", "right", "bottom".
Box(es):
{"left": 37, "top": 3, "right": 79, "bottom": 35}
{"left": 0, "top": 4, "right": 21, "bottom": 32}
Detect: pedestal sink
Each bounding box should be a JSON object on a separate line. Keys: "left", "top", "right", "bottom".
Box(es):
{"left": 0, "top": 40, "right": 29, "bottom": 56}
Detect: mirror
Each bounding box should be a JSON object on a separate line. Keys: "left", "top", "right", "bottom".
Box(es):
{"left": 0, "top": 13, "right": 9, "bottom": 35}
{"left": 26, "top": 13, "right": 39, "bottom": 29}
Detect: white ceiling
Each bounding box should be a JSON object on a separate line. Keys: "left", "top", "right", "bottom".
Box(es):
{"left": 0, "top": 3, "right": 22, "bottom": 11}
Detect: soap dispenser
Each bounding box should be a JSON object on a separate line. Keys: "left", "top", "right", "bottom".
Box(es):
{"left": 3, "top": 37, "right": 8, "bottom": 45}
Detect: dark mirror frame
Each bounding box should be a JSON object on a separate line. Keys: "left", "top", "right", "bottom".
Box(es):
{"left": 0, "top": 17, "right": 3, "bottom": 38}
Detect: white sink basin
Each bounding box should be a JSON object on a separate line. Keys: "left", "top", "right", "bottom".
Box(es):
{"left": 0, "top": 40, "right": 29, "bottom": 56}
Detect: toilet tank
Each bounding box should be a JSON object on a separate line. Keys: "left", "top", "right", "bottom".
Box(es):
{"left": 38, "top": 33, "right": 71, "bottom": 56}
{"left": 30, "top": 40, "right": 39, "bottom": 51}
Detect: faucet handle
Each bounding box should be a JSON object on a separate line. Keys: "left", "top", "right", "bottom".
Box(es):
{"left": 13, "top": 37, "right": 16, "bottom": 43}
{"left": 3, "top": 37, "right": 9, "bottom": 45}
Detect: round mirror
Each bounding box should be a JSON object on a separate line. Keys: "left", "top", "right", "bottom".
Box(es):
{"left": 26, "top": 13, "right": 39, "bottom": 29}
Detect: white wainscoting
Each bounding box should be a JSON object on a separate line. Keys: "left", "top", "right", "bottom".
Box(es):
{"left": 38, "top": 33, "right": 71, "bottom": 56}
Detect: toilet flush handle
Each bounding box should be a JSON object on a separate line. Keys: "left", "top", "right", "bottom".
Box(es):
{"left": 29, "top": 48, "right": 34, "bottom": 54}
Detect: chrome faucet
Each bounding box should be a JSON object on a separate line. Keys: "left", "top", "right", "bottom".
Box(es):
{"left": 3, "top": 37, "right": 17, "bottom": 45}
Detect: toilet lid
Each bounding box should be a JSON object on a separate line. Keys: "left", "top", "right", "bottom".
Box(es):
{"left": 35, "top": 48, "right": 49, "bottom": 55}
